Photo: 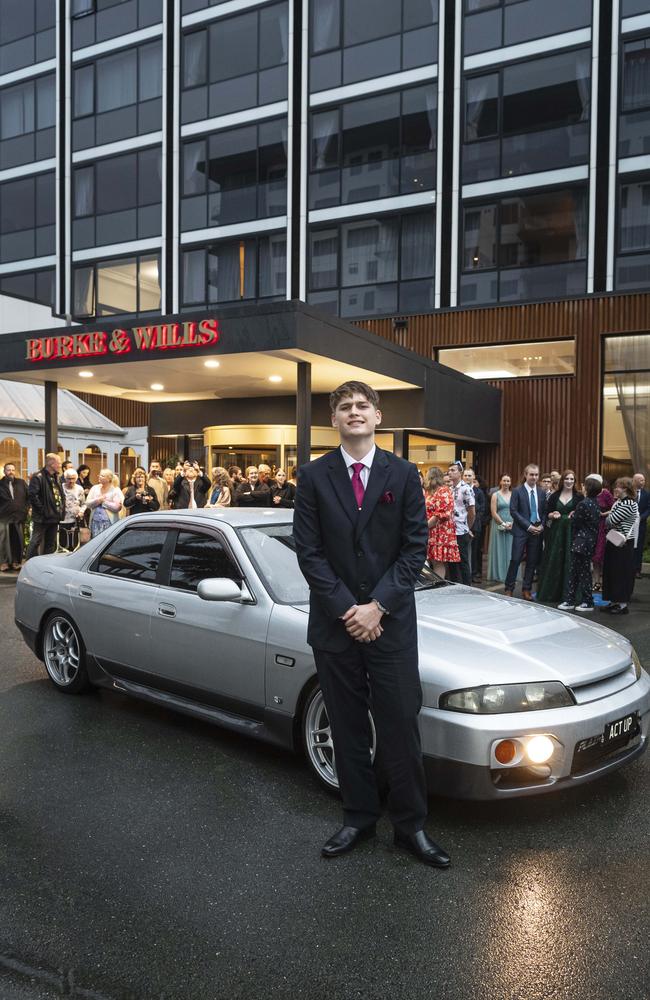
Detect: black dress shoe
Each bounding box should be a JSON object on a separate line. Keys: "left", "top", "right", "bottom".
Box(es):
{"left": 609, "top": 604, "right": 629, "bottom": 615}
{"left": 321, "top": 824, "right": 376, "bottom": 858}
{"left": 393, "top": 829, "right": 450, "bottom": 868}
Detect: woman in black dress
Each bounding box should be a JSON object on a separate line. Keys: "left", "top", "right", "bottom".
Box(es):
{"left": 602, "top": 477, "right": 639, "bottom": 615}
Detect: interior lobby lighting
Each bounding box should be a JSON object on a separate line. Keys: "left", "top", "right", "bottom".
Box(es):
{"left": 204, "top": 360, "right": 220, "bottom": 368}
{"left": 268, "top": 375, "right": 282, "bottom": 383}
{"left": 78, "top": 371, "right": 94, "bottom": 378}
{"left": 150, "top": 383, "right": 164, "bottom": 391}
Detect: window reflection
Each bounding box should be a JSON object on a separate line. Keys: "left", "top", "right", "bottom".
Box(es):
{"left": 169, "top": 531, "right": 242, "bottom": 592}
{"left": 72, "top": 254, "right": 161, "bottom": 318}
{"left": 439, "top": 340, "right": 576, "bottom": 379}
{"left": 73, "top": 147, "right": 162, "bottom": 249}
{"left": 0, "top": 73, "right": 55, "bottom": 170}
{"left": 181, "top": 235, "right": 286, "bottom": 308}
{"left": 0, "top": 0, "right": 55, "bottom": 75}
{"left": 463, "top": 0, "right": 591, "bottom": 56}
{"left": 0, "top": 172, "right": 55, "bottom": 264}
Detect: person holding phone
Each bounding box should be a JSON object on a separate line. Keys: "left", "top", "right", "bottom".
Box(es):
{"left": 124, "top": 468, "right": 160, "bottom": 515}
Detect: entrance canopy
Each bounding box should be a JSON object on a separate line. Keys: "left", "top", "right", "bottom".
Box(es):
{"left": 0, "top": 301, "right": 500, "bottom": 465}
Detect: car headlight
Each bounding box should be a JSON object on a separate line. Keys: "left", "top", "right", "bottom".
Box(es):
{"left": 439, "top": 681, "right": 575, "bottom": 714}
{"left": 631, "top": 647, "right": 643, "bottom": 680}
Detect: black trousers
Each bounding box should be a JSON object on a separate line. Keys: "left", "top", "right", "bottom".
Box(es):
{"left": 634, "top": 520, "right": 647, "bottom": 574}
{"left": 564, "top": 552, "right": 593, "bottom": 607}
{"left": 505, "top": 531, "right": 544, "bottom": 592}
{"left": 448, "top": 533, "right": 472, "bottom": 586}
{"left": 25, "top": 522, "right": 58, "bottom": 560}
{"left": 314, "top": 642, "right": 428, "bottom": 834}
{"left": 471, "top": 528, "right": 484, "bottom": 578}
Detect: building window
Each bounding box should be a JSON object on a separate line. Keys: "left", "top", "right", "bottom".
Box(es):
{"left": 461, "top": 187, "right": 588, "bottom": 305}
{"left": 463, "top": 50, "right": 590, "bottom": 183}
{"left": 463, "top": 0, "right": 592, "bottom": 57}
{"left": 73, "top": 147, "right": 162, "bottom": 250}
{"left": 181, "top": 234, "right": 287, "bottom": 308}
{"left": 309, "top": 84, "right": 436, "bottom": 210}
{"left": 439, "top": 339, "right": 576, "bottom": 379}
{"left": 310, "top": 0, "right": 438, "bottom": 93}
{"left": 181, "top": 119, "right": 287, "bottom": 232}
{"left": 0, "top": 74, "right": 55, "bottom": 171}
{"left": 308, "top": 209, "right": 435, "bottom": 317}
{"left": 603, "top": 334, "right": 650, "bottom": 481}
{"left": 0, "top": 172, "right": 55, "bottom": 265}
{"left": 619, "top": 37, "right": 650, "bottom": 159}
{"left": 72, "top": 41, "right": 162, "bottom": 151}
{"left": 621, "top": 0, "right": 650, "bottom": 13}
{"left": 0, "top": 267, "right": 54, "bottom": 306}
{"left": 617, "top": 178, "right": 650, "bottom": 290}
{"left": 0, "top": 0, "right": 55, "bottom": 75}
{"left": 181, "top": 3, "right": 288, "bottom": 124}
{"left": 72, "top": 0, "right": 163, "bottom": 50}
{"left": 72, "top": 253, "right": 161, "bottom": 318}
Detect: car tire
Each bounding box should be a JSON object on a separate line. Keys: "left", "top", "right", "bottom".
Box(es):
{"left": 42, "top": 612, "right": 90, "bottom": 695}
{"left": 302, "top": 684, "right": 376, "bottom": 792}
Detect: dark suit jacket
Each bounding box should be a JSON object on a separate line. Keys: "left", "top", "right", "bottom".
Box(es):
{"left": 0, "top": 476, "right": 28, "bottom": 522}
{"left": 170, "top": 473, "right": 211, "bottom": 509}
{"left": 293, "top": 446, "right": 428, "bottom": 653}
{"left": 638, "top": 488, "right": 650, "bottom": 524}
{"left": 509, "top": 484, "right": 548, "bottom": 540}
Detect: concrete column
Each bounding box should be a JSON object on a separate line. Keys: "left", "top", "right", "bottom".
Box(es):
{"left": 44, "top": 381, "right": 58, "bottom": 456}
{"left": 296, "top": 361, "right": 311, "bottom": 468}
{"left": 392, "top": 430, "right": 408, "bottom": 459}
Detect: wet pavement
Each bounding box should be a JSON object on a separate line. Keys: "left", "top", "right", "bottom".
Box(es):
{"left": 0, "top": 579, "right": 649, "bottom": 1000}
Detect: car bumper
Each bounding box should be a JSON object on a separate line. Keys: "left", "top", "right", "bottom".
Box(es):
{"left": 420, "top": 672, "right": 650, "bottom": 800}
{"left": 15, "top": 617, "right": 41, "bottom": 658}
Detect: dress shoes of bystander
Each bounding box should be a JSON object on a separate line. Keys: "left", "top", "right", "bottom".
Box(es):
{"left": 321, "top": 824, "right": 377, "bottom": 858}
{"left": 393, "top": 829, "right": 451, "bottom": 868}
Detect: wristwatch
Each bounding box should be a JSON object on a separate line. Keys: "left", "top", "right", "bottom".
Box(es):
{"left": 373, "top": 599, "right": 389, "bottom": 615}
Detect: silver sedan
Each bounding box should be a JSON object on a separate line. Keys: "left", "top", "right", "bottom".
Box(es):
{"left": 14, "top": 508, "right": 650, "bottom": 800}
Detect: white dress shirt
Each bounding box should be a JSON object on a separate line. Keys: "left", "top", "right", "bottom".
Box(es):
{"left": 340, "top": 444, "right": 376, "bottom": 490}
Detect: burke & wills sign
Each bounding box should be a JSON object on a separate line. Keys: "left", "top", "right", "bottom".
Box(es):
{"left": 26, "top": 318, "right": 220, "bottom": 363}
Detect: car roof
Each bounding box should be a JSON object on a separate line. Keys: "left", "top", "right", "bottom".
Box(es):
{"left": 132, "top": 508, "right": 295, "bottom": 528}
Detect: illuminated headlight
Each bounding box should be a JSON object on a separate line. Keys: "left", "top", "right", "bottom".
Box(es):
{"left": 631, "top": 648, "right": 643, "bottom": 681}
{"left": 439, "top": 681, "right": 574, "bottom": 714}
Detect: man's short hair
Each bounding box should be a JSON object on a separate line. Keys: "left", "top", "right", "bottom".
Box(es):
{"left": 523, "top": 464, "right": 539, "bottom": 475}
{"left": 329, "top": 380, "right": 380, "bottom": 413}
{"left": 45, "top": 452, "right": 59, "bottom": 463}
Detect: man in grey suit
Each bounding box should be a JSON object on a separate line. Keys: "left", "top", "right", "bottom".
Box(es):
{"left": 504, "top": 464, "right": 548, "bottom": 600}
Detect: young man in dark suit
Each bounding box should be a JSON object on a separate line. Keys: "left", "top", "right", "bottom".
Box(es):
{"left": 504, "top": 463, "right": 548, "bottom": 600}
{"left": 633, "top": 473, "right": 649, "bottom": 578}
{"left": 293, "top": 381, "right": 449, "bottom": 868}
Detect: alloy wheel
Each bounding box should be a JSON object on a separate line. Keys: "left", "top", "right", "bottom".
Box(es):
{"left": 44, "top": 617, "right": 81, "bottom": 687}
{"left": 303, "top": 687, "right": 376, "bottom": 790}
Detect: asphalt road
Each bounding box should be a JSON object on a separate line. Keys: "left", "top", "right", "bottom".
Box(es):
{"left": 1, "top": 580, "right": 649, "bottom": 1000}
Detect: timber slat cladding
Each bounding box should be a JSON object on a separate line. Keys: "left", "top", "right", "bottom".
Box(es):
{"left": 357, "top": 291, "right": 650, "bottom": 485}
{"left": 74, "top": 391, "right": 150, "bottom": 428}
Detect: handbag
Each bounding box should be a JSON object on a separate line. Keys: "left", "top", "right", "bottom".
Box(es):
{"left": 606, "top": 528, "right": 627, "bottom": 548}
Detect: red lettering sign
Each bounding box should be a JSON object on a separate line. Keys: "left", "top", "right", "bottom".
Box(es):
{"left": 26, "top": 318, "right": 221, "bottom": 363}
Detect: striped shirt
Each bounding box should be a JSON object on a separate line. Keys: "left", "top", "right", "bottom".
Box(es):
{"left": 606, "top": 497, "right": 639, "bottom": 538}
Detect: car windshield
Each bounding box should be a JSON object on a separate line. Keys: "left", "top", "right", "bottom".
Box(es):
{"left": 238, "top": 523, "right": 448, "bottom": 605}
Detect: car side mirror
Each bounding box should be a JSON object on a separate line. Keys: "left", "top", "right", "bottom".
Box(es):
{"left": 197, "top": 578, "right": 242, "bottom": 602}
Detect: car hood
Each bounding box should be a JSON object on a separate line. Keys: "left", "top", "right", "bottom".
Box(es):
{"left": 415, "top": 585, "right": 632, "bottom": 691}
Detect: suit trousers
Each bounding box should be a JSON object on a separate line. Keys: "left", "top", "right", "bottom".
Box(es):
{"left": 313, "top": 641, "right": 428, "bottom": 834}
{"left": 471, "top": 528, "right": 484, "bottom": 579}
{"left": 505, "top": 531, "right": 544, "bottom": 592}
{"left": 25, "top": 522, "right": 58, "bottom": 560}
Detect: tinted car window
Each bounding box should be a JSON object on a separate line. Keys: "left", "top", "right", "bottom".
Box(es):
{"left": 95, "top": 527, "right": 166, "bottom": 581}
{"left": 168, "top": 530, "right": 242, "bottom": 592}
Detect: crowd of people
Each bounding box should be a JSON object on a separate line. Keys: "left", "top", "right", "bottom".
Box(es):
{"left": 423, "top": 461, "right": 648, "bottom": 615}
{"left": 0, "top": 453, "right": 647, "bottom": 616}
{"left": 0, "top": 455, "right": 298, "bottom": 564}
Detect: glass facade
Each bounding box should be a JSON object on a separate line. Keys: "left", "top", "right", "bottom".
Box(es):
{"left": 308, "top": 210, "right": 435, "bottom": 317}
{"left": 72, "top": 0, "right": 163, "bottom": 50}
{"left": 0, "top": 74, "right": 55, "bottom": 171}
{"left": 439, "top": 340, "right": 575, "bottom": 379}
{"left": 309, "top": 85, "right": 436, "bottom": 209}
{"left": 616, "top": 179, "right": 650, "bottom": 291}
{"left": 461, "top": 187, "right": 588, "bottom": 305}
{"left": 181, "top": 3, "right": 288, "bottom": 124}
{"left": 463, "top": 50, "right": 590, "bottom": 183}
{"left": 603, "top": 335, "right": 650, "bottom": 481}
{"left": 73, "top": 42, "right": 163, "bottom": 151}
{"left": 181, "top": 120, "right": 287, "bottom": 232}
{"left": 0, "top": 267, "right": 54, "bottom": 306}
{"left": 73, "top": 147, "right": 162, "bottom": 250}
{"left": 463, "top": 0, "right": 591, "bottom": 56}
{"left": 181, "top": 235, "right": 287, "bottom": 308}
{"left": 619, "top": 36, "right": 650, "bottom": 159}
{"left": 0, "top": 172, "right": 55, "bottom": 264}
{"left": 310, "top": 0, "right": 438, "bottom": 92}
{"left": 0, "top": 0, "right": 55, "bottom": 75}
{"left": 73, "top": 253, "right": 161, "bottom": 317}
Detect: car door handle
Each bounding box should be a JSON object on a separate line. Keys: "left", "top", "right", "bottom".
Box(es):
{"left": 158, "top": 604, "right": 176, "bottom": 618}
{"left": 79, "top": 587, "right": 93, "bottom": 598}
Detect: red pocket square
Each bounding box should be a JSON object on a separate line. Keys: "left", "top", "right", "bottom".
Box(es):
{"left": 379, "top": 491, "right": 395, "bottom": 504}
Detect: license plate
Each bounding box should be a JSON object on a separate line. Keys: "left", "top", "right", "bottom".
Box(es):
{"left": 605, "top": 713, "right": 637, "bottom": 743}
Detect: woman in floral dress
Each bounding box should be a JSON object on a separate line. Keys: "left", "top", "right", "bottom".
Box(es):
{"left": 424, "top": 466, "right": 459, "bottom": 578}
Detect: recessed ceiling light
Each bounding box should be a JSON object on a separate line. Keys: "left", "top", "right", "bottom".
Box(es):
{"left": 268, "top": 375, "right": 282, "bottom": 383}
{"left": 78, "top": 370, "right": 93, "bottom": 378}
{"left": 204, "top": 359, "right": 220, "bottom": 368}
{"left": 150, "top": 383, "right": 164, "bottom": 391}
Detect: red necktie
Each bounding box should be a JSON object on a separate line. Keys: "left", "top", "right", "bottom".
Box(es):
{"left": 351, "top": 463, "right": 365, "bottom": 509}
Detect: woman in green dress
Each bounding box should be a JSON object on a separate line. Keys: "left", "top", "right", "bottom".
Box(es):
{"left": 537, "top": 469, "right": 584, "bottom": 603}
{"left": 487, "top": 474, "right": 513, "bottom": 582}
